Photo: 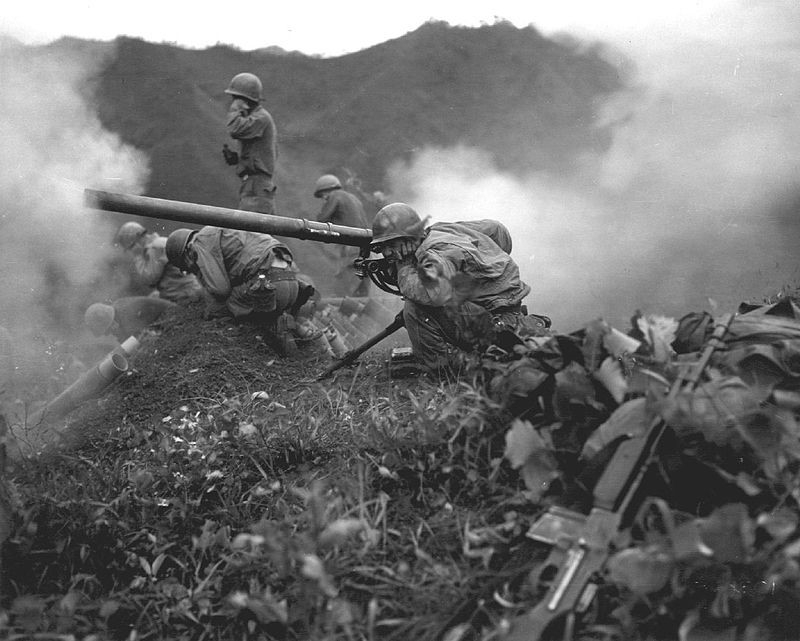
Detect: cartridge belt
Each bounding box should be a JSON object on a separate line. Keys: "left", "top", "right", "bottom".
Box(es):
{"left": 257, "top": 267, "right": 296, "bottom": 283}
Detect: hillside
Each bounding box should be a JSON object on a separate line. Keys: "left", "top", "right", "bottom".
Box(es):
{"left": 80, "top": 21, "right": 622, "bottom": 216}
{"left": 4, "top": 293, "right": 800, "bottom": 640}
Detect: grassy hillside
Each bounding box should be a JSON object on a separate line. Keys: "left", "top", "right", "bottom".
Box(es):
{"left": 86, "top": 21, "right": 623, "bottom": 217}
{"left": 4, "top": 295, "right": 800, "bottom": 640}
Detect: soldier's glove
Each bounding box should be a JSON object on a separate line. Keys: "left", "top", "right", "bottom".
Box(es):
{"left": 222, "top": 144, "right": 239, "bottom": 166}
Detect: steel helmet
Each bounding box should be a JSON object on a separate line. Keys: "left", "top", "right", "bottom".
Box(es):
{"left": 115, "top": 221, "right": 147, "bottom": 250}
{"left": 165, "top": 229, "right": 196, "bottom": 269}
{"left": 84, "top": 303, "right": 115, "bottom": 336}
{"left": 313, "top": 174, "right": 342, "bottom": 197}
{"left": 371, "top": 203, "right": 426, "bottom": 248}
{"left": 225, "top": 72, "right": 262, "bottom": 102}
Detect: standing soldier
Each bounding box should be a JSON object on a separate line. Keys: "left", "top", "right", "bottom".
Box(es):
{"left": 313, "top": 174, "right": 371, "bottom": 297}
{"left": 115, "top": 222, "right": 203, "bottom": 304}
{"left": 221, "top": 72, "right": 279, "bottom": 215}
{"left": 165, "top": 227, "right": 315, "bottom": 356}
{"left": 370, "top": 203, "right": 543, "bottom": 374}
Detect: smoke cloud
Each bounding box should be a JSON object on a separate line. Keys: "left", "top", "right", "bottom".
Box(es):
{"left": 386, "top": 1, "right": 800, "bottom": 331}
{"left": 0, "top": 38, "right": 149, "bottom": 375}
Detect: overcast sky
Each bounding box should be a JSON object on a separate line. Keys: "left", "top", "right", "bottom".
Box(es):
{"left": 4, "top": 0, "right": 740, "bottom": 56}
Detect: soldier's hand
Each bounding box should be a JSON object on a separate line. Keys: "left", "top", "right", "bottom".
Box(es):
{"left": 222, "top": 144, "right": 239, "bottom": 166}
{"left": 229, "top": 97, "right": 251, "bottom": 114}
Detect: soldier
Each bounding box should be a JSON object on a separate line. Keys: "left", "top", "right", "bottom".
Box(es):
{"left": 115, "top": 222, "right": 203, "bottom": 304}
{"left": 370, "top": 203, "right": 537, "bottom": 373}
{"left": 84, "top": 297, "right": 177, "bottom": 341}
{"left": 165, "top": 227, "right": 315, "bottom": 355}
{"left": 313, "top": 174, "right": 371, "bottom": 297}
{"left": 221, "top": 72, "right": 279, "bottom": 215}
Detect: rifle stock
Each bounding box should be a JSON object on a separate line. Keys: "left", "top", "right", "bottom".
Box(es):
{"left": 317, "top": 311, "right": 405, "bottom": 380}
{"left": 505, "top": 313, "right": 734, "bottom": 640}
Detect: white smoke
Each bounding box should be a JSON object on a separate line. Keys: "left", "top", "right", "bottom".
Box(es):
{"left": 386, "top": 1, "right": 800, "bottom": 330}
{"left": 0, "top": 39, "right": 149, "bottom": 337}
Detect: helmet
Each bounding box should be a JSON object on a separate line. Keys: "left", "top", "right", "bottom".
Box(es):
{"left": 224, "top": 72, "right": 262, "bottom": 102}
{"left": 371, "top": 203, "right": 426, "bottom": 248}
{"left": 165, "top": 229, "right": 196, "bottom": 269}
{"left": 84, "top": 303, "right": 115, "bottom": 336}
{"left": 115, "top": 221, "right": 146, "bottom": 250}
{"left": 313, "top": 174, "right": 342, "bottom": 197}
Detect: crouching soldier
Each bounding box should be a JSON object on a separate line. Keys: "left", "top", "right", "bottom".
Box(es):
{"left": 370, "top": 203, "right": 545, "bottom": 374}
{"left": 115, "top": 222, "right": 204, "bottom": 304}
{"left": 84, "top": 297, "right": 177, "bottom": 341}
{"left": 165, "top": 227, "right": 315, "bottom": 355}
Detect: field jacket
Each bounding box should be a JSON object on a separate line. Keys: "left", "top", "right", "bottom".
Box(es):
{"left": 397, "top": 219, "right": 530, "bottom": 312}
{"left": 227, "top": 99, "right": 278, "bottom": 181}
{"left": 317, "top": 189, "right": 370, "bottom": 229}
{"left": 190, "top": 227, "right": 290, "bottom": 297}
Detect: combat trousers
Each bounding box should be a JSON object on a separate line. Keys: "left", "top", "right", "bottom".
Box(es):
{"left": 403, "top": 300, "right": 524, "bottom": 372}
{"left": 238, "top": 173, "right": 277, "bottom": 215}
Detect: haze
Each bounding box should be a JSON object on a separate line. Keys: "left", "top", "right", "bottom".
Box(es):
{"left": 0, "top": 0, "right": 798, "bottom": 340}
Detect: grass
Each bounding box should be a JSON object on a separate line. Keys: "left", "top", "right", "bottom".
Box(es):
{"left": 3, "top": 291, "right": 800, "bottom": 640}
{"left": 2, "top": 358, "right": 527, "bottom": 641}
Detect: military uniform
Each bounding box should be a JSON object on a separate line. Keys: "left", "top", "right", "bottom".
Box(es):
{"left": 187, "top": 227, "right": 301, "bottom": 320}
{"left": 227, "top": 98, "right": 278, "bottom": 214}
{"left": 396, "top": 220, "right": 530, "bottom": 371}
{"left": 317, "top": 189, "right": 370, "bottom": 296}
{"left": 133, "top": 233, "right": 203, "bottom": 304}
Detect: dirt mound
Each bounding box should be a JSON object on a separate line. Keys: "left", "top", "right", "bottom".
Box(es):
{"left": 54, "top": 302, "right": 355, "bottom": 449}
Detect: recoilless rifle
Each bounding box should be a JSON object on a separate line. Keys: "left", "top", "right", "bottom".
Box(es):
{"left": 84, "top": 189, "right": 401, "bottom": 296}
{"left": 84, "top": 189, "right": 406, "bottom": 371}
{"left": 499, "top": 313, "right": 735, "bottom": 640}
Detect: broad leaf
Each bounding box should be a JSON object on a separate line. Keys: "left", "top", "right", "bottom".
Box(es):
{"left": 698, "top": 503, "right": 755, "bottom": 563}
{"left": 607, "top": 544, "right": 673, "bottom": 595}
{"left": 582, "top": 398, "right": 648, "bottom": 458}
{"left": 504, "top": 419, "right": 548, "bottom": 469}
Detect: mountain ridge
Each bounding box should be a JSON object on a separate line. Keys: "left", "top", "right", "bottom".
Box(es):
{"left": 30, "top": 22, "right": 626, "bottom": 296}
{"left": 78, "top": 21, "right": 623, "bottom": 214}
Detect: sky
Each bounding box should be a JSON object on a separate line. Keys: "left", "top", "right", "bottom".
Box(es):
{"left": 0, "top": 0, "right": 799, "bottom": 342}
{"left": 3, "top": 0, "right": 736, "bottom": 57}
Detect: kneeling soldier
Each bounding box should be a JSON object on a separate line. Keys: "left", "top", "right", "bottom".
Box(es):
{"left": 165, "top": 227, "right": 314, "bottom": 355}
{"left": 370, "top": 203, "right": 539, "bottom": 374}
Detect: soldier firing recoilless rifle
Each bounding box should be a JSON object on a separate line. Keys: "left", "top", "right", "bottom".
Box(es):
{"left": 84, "top": 189, "right": 549, "bottom": 376}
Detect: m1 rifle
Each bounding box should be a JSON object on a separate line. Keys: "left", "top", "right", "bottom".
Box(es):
{"left": 504, "top": 313, "right": 734, "bottom": 641}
